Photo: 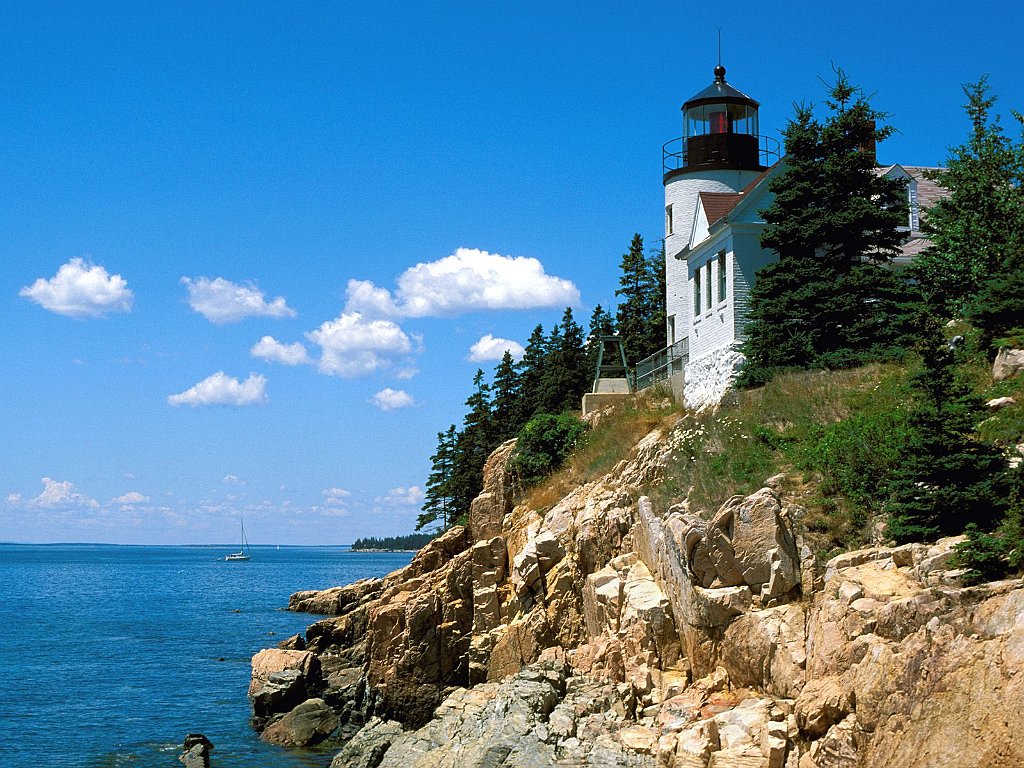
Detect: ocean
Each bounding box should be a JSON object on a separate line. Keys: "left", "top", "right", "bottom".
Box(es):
{"left": 0, "top": 544, "right": 413, "bottom": 768}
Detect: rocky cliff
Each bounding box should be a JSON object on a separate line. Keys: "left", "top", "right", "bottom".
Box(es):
{"left": 249, "top": 421, "right": 1024, "bottom": 767}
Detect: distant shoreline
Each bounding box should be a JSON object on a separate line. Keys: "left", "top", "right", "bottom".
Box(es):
{"left": 349, "top": 548, "right": 419, "bottom": 553}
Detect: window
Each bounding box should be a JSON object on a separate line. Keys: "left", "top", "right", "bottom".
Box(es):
{"left": 705, "top": 262, "right": 713, "bottom": 312}
{"left": 908, "top": 184, "right": 919, "bottom": 231}
{"left": 666, "top": 204, "right": 674, "bottom": 236}
{"left": 693, "top": 267, "right": 701, "bottom": 319}
{"left": 718, "top": 251, "right": 727, "bottom": 303}
{"left": 667, "top": 314, "right": 676, "bottom": 344}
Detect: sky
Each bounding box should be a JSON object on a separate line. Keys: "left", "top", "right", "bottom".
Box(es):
{"left": 2, "top": 1, "right": 1022, "bottom": 545}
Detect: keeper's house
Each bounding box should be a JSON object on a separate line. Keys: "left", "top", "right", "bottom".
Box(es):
{"left": 642, "top": 64, "right": 943, "bottom": 408}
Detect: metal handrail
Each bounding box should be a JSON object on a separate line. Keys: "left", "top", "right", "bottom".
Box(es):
{"left": 662, "top": 135, "right": 781, "bottom": 174}
{"left": 635, "top": 339, "right": 689, "bottom": 391}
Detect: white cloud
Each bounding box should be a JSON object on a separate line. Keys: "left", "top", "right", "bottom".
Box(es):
{"left": 322, "top": 487, "right": 351, "bottom": 505}
{"left": 222, "top": 474, "right": 246, "bottom": 485}
{"left": 251, "top": 336, "right": 310, "bottom": 365}
{"left": 167, "top": 372, "right": 268, "bottom": 407}
{"left": 112, "top": 491, "right": 149, "bottom": 504}
{"left": 20, "top": 258, "right": 134, "bottom": 318}
{"left": 370, "top": 388, "right": 416, "bottom": 411}
{"left": 306, "top": 312, "right": 413, "bottom": 378}
{"left": 468, "top": 334, "right": 525, "bottom": 362}
{"left": 15, "top": 477, "right": 100, "bottom": 509}
{"left": 343, "top": 248, "right": 580, "bottom": 318}
{"left": 378, "top": 486, "right": 425, "bottom": 506}
{"left": 182, "top": 277, "right": 296, "bottom": 324}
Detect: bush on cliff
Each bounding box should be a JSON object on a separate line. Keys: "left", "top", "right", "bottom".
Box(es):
{"left": 510, "top": 413, "right": 589, "bottom": 488}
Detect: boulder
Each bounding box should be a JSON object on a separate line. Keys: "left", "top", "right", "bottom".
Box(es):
{"left": 261, "top": 698, "right": 340, "bottom": 747}
{"left": 179, "top": 734, "right": 213, "bottom": 768}
{"left": 330, "top": 718, "right": 404, "bottom": 768}
{"left": 993, "top": 347, "right": 1024, "bottom": 382}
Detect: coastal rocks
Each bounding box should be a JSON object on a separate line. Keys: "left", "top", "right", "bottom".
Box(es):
{"left": 469, "top": 439, "right": 518, "bottom": 541}
{"left": 249, "top": 649, "right": 323, "bottom": 729}
{"left": 289, "top": 577, "right": 385, "bottom": 615}
{"left": 261, "top": 698, "right": 340, "bottom": 747}
{"left": 179, "top": 734, "right": 213, "bottom": 768}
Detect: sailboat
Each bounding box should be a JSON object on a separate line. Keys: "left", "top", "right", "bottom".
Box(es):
{"left": 225, "top": 518, "right": 252, "bottom": 561}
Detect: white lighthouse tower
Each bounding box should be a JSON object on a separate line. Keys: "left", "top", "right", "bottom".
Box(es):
{"left": 662, "top": 65, "right": 770, "bottom": 348}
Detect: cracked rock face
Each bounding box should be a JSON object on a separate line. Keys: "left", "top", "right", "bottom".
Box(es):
{"left": 248, "top": 427, "right": 1024, "bottom": 768}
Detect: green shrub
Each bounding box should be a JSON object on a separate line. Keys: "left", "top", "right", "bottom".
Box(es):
{"left": 511, "top": 413, "right": 590, "bottom": 487}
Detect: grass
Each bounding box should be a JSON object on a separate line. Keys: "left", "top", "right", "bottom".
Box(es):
{"left": 516, "top": 337, "right": 1024, "bottom": 560}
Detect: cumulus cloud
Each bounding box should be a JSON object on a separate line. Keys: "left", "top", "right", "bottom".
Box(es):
{"left": 13, "top": 477, "right": 100, "bottom": 508}
{"left": 370, "top": 388, "right": 416, "bottom": 411}
{"left": 378, "top": 486, "right": 425, "bottom": 506}
{"left": 20, "top": 258, "right": 134, "bottom": 318}
{"left": 343, "top": 248, "right": 580, "bottom": 318}
{"left": 468, "top": 334, "right": 526, "bottom": 362}
{"left": 112, "top": 491, "right": 149, "bottom": 504}
{"left": 182, "top": 277, "right": 296, "bottom": 324}
{"left": 250, "top": 336, "right": 311, "bottom": 365}
{"left": 222, "top": 475, "right": 246, "bottom": 485}
{"left": 167, "top": 372, "right": 268, "bottom": 407}
{"left": 306, "top": 312, "right": 413, "bottom": 378}
{"left": 322, "top": 487, "right": 351, "bottom": 505}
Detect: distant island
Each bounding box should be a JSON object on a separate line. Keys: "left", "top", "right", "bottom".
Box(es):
{"left": 350, "top": 533, "right": 435, "bottom": 552}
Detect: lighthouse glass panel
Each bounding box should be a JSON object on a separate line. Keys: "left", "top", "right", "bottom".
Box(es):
{"left": 685, "top": 103, "right": 758, "bottom": 138}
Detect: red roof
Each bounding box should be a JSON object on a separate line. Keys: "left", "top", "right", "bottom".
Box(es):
{"left": 698, "top": 162, "right": 780, "bottom": 228}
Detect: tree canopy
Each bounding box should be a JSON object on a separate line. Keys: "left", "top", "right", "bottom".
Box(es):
{"left": 739, "top": 71, "right": 920, "bottom": 384}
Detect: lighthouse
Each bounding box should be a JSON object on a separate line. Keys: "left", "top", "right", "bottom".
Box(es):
{"left": 662, "top": 65, "right": 773, "bottom": 348}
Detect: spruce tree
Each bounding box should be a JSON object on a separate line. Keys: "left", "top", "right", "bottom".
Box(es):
{"left": 911, "top": 77, "right": 1024, "bottom": 324}
{"left": 739, "top": 71, "right": 916, "bottom": 384}
{"left": 448, "top": 370, "right": 494, "bottom": 519}
{"left": 539, "top": 307, "right": 589, "bottom": 415}
{"left": 615, "top": 233, "right": 665, "bottom": 365}
{"left": 884, "top": 333, "right": 1007, "bottom": 543}
{"left": 491, "top": 350, "right": 523, "bottom": 441}
{"left": 584, "top": 304, "right": 617, "bottom": 388}
{"left": 417, "top": 424, "right": 457, "bottom": 532}
{"left": 515, "top": 324, "right": 547, "bottom": 424}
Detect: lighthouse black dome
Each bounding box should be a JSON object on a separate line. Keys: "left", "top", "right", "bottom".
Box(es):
{"left": 683, "top": 65, "right": 760, "bottom": 110}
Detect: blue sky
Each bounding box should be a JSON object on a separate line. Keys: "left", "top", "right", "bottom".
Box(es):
{"left": 2, "top": 1, "right": 1022, "bottom": 544}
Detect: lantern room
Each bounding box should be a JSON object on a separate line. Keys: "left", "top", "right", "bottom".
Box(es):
{"left": 680, "top": 65, "right": 762, "bottom": 171}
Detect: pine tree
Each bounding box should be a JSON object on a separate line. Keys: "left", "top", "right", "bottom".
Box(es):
{"left": 884, "top": 333, "right": 1007, "bottom": 543}
{"left": 491, "top": 350, "right": 523, "bottom": 441}
{"left": 584, "top": 304, "right": 617, "bottom": 388}
{"left": 515, "top": 324, "right": 547, "bottom": 423}
{"left": 539, "top": 307, "right": 589, "bottom": 415}
{"left": 448, "top": 370, "right": 495, "bottom": 519}
{"left": 417, "top": 423, "right": 458, "bottom": 532}
{"left": 911, "top": 77, "right": 1024, "bottom": 323}
{"left": 615, "top": 233, "right": 666, "bottom": 365}
{"left": 739, "top": 71, "right": 917, "bottom": 384}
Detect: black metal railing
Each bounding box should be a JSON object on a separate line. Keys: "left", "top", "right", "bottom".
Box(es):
{"left": 662, "top": 134, "right": 781, "bottom": 175}
{"left": 635, "top": 339, "right": 689, "bottom": 391}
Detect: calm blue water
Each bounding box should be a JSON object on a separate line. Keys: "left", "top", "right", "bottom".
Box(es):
{"left": 0, "top": 544, "right": 412, "bottom": 768}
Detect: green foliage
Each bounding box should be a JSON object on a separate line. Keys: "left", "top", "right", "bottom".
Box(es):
{"left": 510, "top": 413, "right": 590, "bottom": 487}
{"left": 953, "top": 524, "right": 1010, "bottom": 585}
{"left": 884, "top": 334, "right": 1008, "bottom": 543}
{"left": 538, "top": 308, "right": 590, "bottom": 415}
{"left": 418, "top": 425, "right": 457, "bottom": 532}
{"left": 351, "top": 533, "right": 435, "bottom": 551}
{"left": 911, "top": 77, "right": 1024, "bottom": 328}
{"left": 739, "top": 70, "right": 918, "bottom": 386}
{"left": 448, "top": 370, "right": 495, "bottom": 516}
{"left": 615, "top": 234, "right": 666, "bottom": 366}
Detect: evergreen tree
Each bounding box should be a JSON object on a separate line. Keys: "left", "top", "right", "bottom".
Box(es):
{"left": 584, "top": 304, "right": 617, "bottom": 388}
{"left": 417, "top": 425, "right": 457, "bottom": 532}
{"left": 615, "top": 233, "right": 666, "bottom": 365}
{"left": 538, "top": 307, "right": 589, "bottom": 414}
{"left": 911, "top": 77, "right": 1024, "bottom": 324}
{"left": 515, "top": 324, "right": 547, "bottom": 423}
{"left": 448, "top": 370, "right": 495, "bottom": 519}
{"left": 739, "top": 71, "right": 916, "bottom": 384}
{"left": 884, "top": 333, "right": 1007, "bottom": 543}
{"left": 491, "top": 350, "right": 523, "bottom": 441}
